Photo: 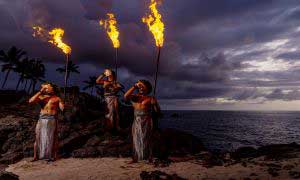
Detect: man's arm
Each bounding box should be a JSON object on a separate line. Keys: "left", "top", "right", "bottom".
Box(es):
{"left": 28, "top": 91, "right": 42, "bottom": 104}
{"left": 151, "top": 97, "right": 161, "bottom": 115}
{"left": 58, "top": 98, "right": 65, "bottom": 112}
{"left": 96, "top": 73, "right": 106, "bottom": 84}
{"left": 115, "top": 83, "right": 123, "bottom": 91}
{"left": 124, "top": 85, "right": 137, "bottom": 101}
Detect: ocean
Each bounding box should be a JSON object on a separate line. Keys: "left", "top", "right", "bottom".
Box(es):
{"left": 160, "top": 111, "right": 300, "bottom": 152}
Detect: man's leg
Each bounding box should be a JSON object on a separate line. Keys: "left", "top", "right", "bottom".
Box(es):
{"left": 105, "top": 97, "right": 113, "bottom": 130}
{"left": 52, "top": 120, "right": 58, "bottom": 161}
{"left": 129, "top": 123, "right": 138, "bottom": 163}
{"left": 32, "top": 122, "right": 40, "bottom": 162}
{"left": 32, "top": 132, "right": 39, "bottom": 161}
{"left": 32, "top": 142, "right": 38, "bottom": 161}
{"left": 114, "top": 99, "right": 120, "bottom": 130}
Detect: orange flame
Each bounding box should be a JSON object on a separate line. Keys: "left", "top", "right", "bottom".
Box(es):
{"left": 142, "top": 0, "right": 165, "bottom": 47}
{"left": 99, "top": 13, "right": 120, "bottom": 48}
{"left": 32, "top": 26, "right": 71, "bottom": 55}
{"left": 48, "top": 28, "right": 72, "bottom": 54}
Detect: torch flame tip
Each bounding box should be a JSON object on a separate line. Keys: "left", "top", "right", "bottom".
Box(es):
{"left": 32, "top": 26, "right": 72, "bottom": 55}
{"left": 142, "top": 0, "right": 165, "bottom": 47}
{"left": 99, "top": 13, "right": 120, "bottom": 48}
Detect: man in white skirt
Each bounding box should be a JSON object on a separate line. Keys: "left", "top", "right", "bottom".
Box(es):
{"left": 29, "top": 83, "right": 64, "bottom": 161}
{"left": 124, "top": 80, "right": 161, "bottom": 162}
{"left": 96, "top": 69, "right": 122, "bottom": 130}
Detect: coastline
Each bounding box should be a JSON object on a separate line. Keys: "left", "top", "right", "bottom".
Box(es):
{"left": 5, "top": 152, "right": 300, "bottom": 180}
{"left": 0, "top": 91, "right": 300, "bottom": 179}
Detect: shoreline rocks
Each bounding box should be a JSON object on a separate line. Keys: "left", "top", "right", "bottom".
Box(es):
{"left": 0, "top": 90, "right": 300, "bottom": 179}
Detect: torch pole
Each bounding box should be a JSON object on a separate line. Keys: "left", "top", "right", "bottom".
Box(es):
{"left": 153, "top": 46, "right": 161, "bottom": 97}
{"left": 115, "top": 48, "right": 118, "bottom": 80}
{"left": 64, "top": 54, "right": 70, "bottom": 99}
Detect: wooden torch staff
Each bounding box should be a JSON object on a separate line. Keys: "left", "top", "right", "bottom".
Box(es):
{"left": 64, "top": 54, "right": 70, "bottom": 99}
{"left": 153, "top": 46, "right": 161, "bottom": 96}
{"left": 115, "top": 48, "right": 118, "bottom": 80}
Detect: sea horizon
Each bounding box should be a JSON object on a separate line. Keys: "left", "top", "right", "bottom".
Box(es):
{"left": 163, "top": 109, "right": 300, "bottom": 112}
{"left": 160, "top": 110, "right": 300, "bottom": 151}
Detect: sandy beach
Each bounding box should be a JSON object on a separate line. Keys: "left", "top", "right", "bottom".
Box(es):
{"left": 6, "top": 156, "right": 300, "bottom": 180}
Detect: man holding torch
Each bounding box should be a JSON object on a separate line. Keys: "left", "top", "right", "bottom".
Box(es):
{"left": 28, "top": 83, "right": 64, "bottom": 162}
{"left": 32, "top": 26, "right": 72, "bottom": 99}
{"left": 124, "top": 80, "right": 161, "bottom": 162}
{"left": 142, "top": 0, "right": 165, "bottom": 95}
{"left": 99, "top": 13, "right": 120, "bottom": 79}
{"left": 96, "top": 69, "right": 122, "bottom": 130}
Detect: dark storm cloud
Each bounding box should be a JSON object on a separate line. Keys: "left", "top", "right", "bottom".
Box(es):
{"left": 1, "top": 0, "right": 300, "bottom": 108}
{"left": 277, "top": 52, "right": 300, "bottom": 61}
{"left": 265, "top": 89, "right": 300, "bottom": 101}
{"left": 230, "top": 88, "right": 262, "bottom": 101}
{"left": 169, "top": 53, "right": 244, "bottom": 83}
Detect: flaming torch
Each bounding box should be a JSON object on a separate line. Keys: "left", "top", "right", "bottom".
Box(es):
{"left": 142, "top": 0, "right": 165, "bottom": 96}
{"left": 99, "top": 13, "right": 120, "bottom": 79}
{"left": 48, "top": 28, "right": 72, "bottom": 98}
{"left": 33, "top": 26, "right": 72, "bottom": 98}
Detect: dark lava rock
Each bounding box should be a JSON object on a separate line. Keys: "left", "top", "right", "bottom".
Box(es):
{"left": 0, "top": 91, "right": 207, "bottom": 165}
{"left": 231, "top": 143, "right": 300, "bottom": 161}
{"left": 267, "top": 167, "right": 280, "bottom": 177}
{"left": 195, "top": 151, "right": 224, "bottom": 167}
{"left": 257, "top": 143, "right": 300, "bottom": 160}
{"left": 0, "top": 90, "right": 25, "bottom": 106}
{"left": 231, "top": 147, "right": 258, "bottom": 160}
{"left": 289, "top": 171, "right": 300, "bottom": 179}
{"left": 140, "top": 171, "right": 186, "bottom": 180}
{"left": 0, "top": 171, "right": 19, "bottom": 180}
{"left": 153, "top": 128, "right": 206, "bottom": 160}
{"left": 283, "top": 164, "right": 295, "bottom": 170}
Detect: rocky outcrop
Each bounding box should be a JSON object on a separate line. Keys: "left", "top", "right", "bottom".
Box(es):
{"left": 0, "top": 90, "right": 26, "bottom": 106}
{"left": 231, "top": 143, "right": 300, "bottom": 160}
{"left": 0, "top": 91, "right": 206, "bottom": 165}
{"left": 140, "top": 171, "right": 186, "bottom": 180}
{"left": 0, "top": 171, "right": 19, "bottom": 180}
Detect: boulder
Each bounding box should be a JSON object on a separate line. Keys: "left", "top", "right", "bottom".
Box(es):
{"left": 0, "top": 171, "right": 19, "bottom": 180}
{"left": 140, "top": 171, "right": 186, "bottom": 180}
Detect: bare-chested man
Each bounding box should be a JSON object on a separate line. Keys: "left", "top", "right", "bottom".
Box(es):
{"left": 96, "top": 69, "right": 122, "bottom": 130}
{"left": 124, "top": 80, "right": 161, "bottom": 162}
{"left": 28, "top": 83, "right": 64, "bottom": 161}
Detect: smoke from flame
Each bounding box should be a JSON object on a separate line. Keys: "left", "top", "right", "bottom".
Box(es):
{"left": 32, "top": 26, "right": 72, "bottom": 55}
{"left": 142, "top": 0, "right": 165, "bottom": 47}
{"left": 99, "top": 13, "right": 120, "bottom": 48}
{"left": 32, "top": 26, "right": 46, "bottom": 38}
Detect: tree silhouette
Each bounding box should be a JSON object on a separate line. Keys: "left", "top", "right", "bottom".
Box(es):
{"left": 15, "top": 57, "right": 31, "bottom": 91}
{"left": 56, "top": 60, "right": 80, "bottom": 88}
{"left": 0, "top": 46, "right": 26, "bottom": 89}
{"left": 27, "top": 59, "right": 45, "bottom": 93}
{"left": 83, "top": 76, "right": 101, "bottom": 95}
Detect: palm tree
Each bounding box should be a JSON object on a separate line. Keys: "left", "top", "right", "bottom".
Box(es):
{"left": 27, "top": 59, "right": 45, "bottom": 93}
{"left": 15, "top": 57, "right": 31, "bottom": 91}
{"left": 0, "top": 46, "right": 26, "bottom": 89}
{"left": 83, "top": 76, "right": 99, "bottom": 95}
{"left": 56, "top": 60, "right": 80, "bottom": 88}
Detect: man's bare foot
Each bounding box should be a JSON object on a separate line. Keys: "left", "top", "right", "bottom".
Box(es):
{"left": 47, "top": 158, "right": 55, "bottom": 163}
{"left": 127, "top": 159, "right": 138, "bottom": 164}
{"left": 148, "top": 158, "right": 153, "bottom": 164}
{"left": 30, "top": 158, "right": 38, "bottom": 162}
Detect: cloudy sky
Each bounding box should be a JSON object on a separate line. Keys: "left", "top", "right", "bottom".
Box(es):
{"left": 1, "top": 0, "right": 300, "bottom": 110}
